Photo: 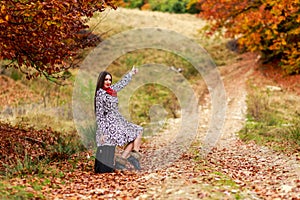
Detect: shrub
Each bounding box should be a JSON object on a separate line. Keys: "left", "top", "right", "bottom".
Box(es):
{"left": 123, "top": 0, "right": 144, "bottom": 8}
{"left": 121, "top": 0, "right": 201, "bottom": 14}
{"left": 0, "top": 122, "right": 85, "bottom": 177}
{"left": 286, "top": 124, "right": 300, "bottom": 146}
{"left": 198, "top": 0, "right": 300, "bottom": 74}
{"left": 246, "top": 91, "right": 270, "bottom": 121}
{"left": 149, "top": 0, "right": 187, "bottom": 13}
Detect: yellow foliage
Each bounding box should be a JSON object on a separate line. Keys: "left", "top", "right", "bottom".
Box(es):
{"left": 1, "top": 5, "right": 5, "bottom": 12}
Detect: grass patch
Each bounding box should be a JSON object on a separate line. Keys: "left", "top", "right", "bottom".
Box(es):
{"left": 0, "top": 181, "right": 45, "bottom": 200}
{"left": 12, "top": 111, "right": 75, "bottom": 133}
{"left": 129, "top": 83, "right": 180, "bottom": 125}
{"left": 0, "top": 67, "right": 76, "bottom": 134}
{"left": 1, "top": 154, "right": 49, "bottom": 178}
{"left": 239, "top": 83, "right": 300, "bottom": 153}
{"left": 0, "top": 150, "right": 92, "bottom": 199}
{"left": 1, "top": 122, "right": 86, "bottom": 178}
{"left": 108, "top": 48, "right": 202, "bottom": 82}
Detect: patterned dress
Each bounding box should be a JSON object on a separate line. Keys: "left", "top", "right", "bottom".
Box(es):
{"left": 95, "top": 73, "right": 143, "bottom": 147}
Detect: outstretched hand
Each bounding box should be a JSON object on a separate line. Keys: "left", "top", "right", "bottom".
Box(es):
{"left": 130, "top": 66, "right": 138, "bottom": 75}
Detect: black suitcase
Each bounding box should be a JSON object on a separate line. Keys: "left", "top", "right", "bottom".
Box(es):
{"left": 94, "top": 145, "right": 116, "bottom": 173}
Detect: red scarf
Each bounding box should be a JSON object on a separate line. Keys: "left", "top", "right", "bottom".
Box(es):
{"left": 103, "top": 87, "right": 117, "bottom": 97}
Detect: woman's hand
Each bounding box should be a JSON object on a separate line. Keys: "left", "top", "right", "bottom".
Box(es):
{"left": 130, "top": 66, "right": 138, "bottom": 75}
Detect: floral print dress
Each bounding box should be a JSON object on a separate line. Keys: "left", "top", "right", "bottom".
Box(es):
{"left": 95, "top": 73, "right": 143, "bottom": 147}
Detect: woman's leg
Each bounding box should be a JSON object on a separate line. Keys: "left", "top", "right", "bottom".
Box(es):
{"left": 121, "top": 131, "right": 142, "bottom": 157}
{"left": 127, "top": 133, "right": 142, "bottom": 170}
{"left": 117, "top": 132, "right": 143, "bottom": 170}
{"left": 121, "top": 142, "right": 133, "bottom": 158}
{"left": 133, "top": 132, "right": 142, "bottom": 152}
{"left": 115, "top": 143, "right": 133, "bottom": 170}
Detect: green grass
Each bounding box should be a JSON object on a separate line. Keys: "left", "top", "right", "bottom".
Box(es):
{"left": 0, "top": 150, "right": 93, "bottom": 199}
{"left": 239, "top": 83, "right": 300, "bottom": 153}
{"left": 1, "top": 127, "right": 85, "bottom": 178}
{"left": 287, "top": 125, "right": 300, "bottom": 146}
{"left": 129, "top": 83, "right": 180, "bottom": 124}
{"left": 0, "top": 181, "right": 45, "bottom": 200}
{"left": 1, "top": 154, "right": 47, "bottom": 178}
{"left": 0, "top": 66, "right": 75, "bottom": 133}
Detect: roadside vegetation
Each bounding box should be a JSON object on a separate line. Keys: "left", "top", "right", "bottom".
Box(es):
{"left": 119, "top": 0, "right": 200, "bottom": 14}
{"left": 239, "top": 75, "right": 300, "bottom": 154}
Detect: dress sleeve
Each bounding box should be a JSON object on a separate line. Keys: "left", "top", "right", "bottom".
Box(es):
{"left": 111, "top": 72, "right": 132, "bottom": 92}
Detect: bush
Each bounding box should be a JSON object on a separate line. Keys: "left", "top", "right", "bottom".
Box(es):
{"left": 121, "top": 0, "right": 201, "bottom": 14}
{"left": 0, "top": 122, "right": 85, "bottom": 177}
{"left": 149, "top": 0, "right": 187, "bottom": 13}
{"left": 186, "top": 0, "right": 201, "bottom": 14}
{"left": 286, "top": 124, "right": 300, "bottom": 146}
{"left": 199, "top": 0, "right": 300, "bottom": 74}
{"left": 123, "top": 0, "right": 144, "bottom": 8}
{"left": 246, "top": 91, "right": 270, "bottom": 121}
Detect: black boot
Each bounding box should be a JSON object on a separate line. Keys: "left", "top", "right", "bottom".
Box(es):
{"left": 127, "top": 150, "right": 142, "bottom": 171}
{"left": 115, "top": 156, "right": 127, "bottom": 170}
{"left": 115, "top": 162, "right": 126, "bottom": 170}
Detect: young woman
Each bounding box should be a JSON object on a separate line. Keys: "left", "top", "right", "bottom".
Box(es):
{"left": 94, "top": 67, "right": 143, "bottom": 171}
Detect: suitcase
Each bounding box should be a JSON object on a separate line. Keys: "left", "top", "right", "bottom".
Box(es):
{"left": 94, "top": 145, "right": 116, "bottom": 173}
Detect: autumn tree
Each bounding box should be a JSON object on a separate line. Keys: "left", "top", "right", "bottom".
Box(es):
{"left": 198, "top": 0, "right": 300, "bottom": 74}
{"left": 0, "top": 0, "right": 119, "bottom": 81}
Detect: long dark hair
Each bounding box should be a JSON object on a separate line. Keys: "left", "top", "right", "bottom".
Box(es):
{"left": 94, "top": 71, "right": 112, "bottom": 114}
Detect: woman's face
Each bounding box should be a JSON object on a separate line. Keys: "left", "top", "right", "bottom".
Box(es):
{"left": 103, "top": 74, "right": 112, "bottom": 89}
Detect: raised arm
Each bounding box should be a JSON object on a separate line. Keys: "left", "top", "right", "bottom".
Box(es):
{"left": 111, "top": 67, "right": 138, "bottom": 92}
{"left": 111, "top": 72, "right": 132, "bottom": 92}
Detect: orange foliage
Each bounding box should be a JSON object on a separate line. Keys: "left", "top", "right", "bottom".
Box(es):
{"left": 198, "top": 0, "right": 300, "bottom": 74}
{"left": 141, "top": 3, "right": 152, "bottom": 10}
{"left": 0, "top": 0, "right": 118, "bottom": 80}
